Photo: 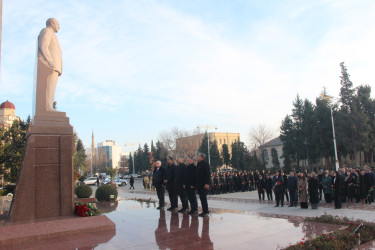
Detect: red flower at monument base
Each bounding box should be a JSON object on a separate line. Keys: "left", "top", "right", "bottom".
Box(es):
{"left": 75, "top": 203, "right": 90, "bottom": 217}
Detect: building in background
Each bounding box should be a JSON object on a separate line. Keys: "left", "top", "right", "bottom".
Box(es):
{"left": 176, "top": 132, "right": 240, "bottom": 157}
{"left": 259, "top": 137, "right": 284, "bottom": 169}
{"left": 97, "top": 140, "right": 122, "bottom": 169}
{"left": 0, "top": 100, "right": 20, "bottom": 128}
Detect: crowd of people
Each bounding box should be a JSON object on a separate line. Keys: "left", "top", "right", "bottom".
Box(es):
{"left": 148, "top": 155, "right": 375, "bottom": 213}
{"left": 207, "top": 165, "right": 375, "bottom": 209}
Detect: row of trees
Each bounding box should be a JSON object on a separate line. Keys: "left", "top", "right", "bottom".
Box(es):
{"left": 280, "top": 62, "right": 375, "bottom": 169}
{"left": 126, "top": 130, "right": 266, "bottom": 174}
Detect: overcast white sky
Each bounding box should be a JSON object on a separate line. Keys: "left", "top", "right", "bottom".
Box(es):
{"left": 1, "top": 0, "right": 374, "bottom": 152}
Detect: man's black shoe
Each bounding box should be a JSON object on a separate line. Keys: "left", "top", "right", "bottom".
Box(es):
{"left": 288, "top": 205, "right": 293, "bottom": 207}
{"left": 178, "top": 208, "right": 187, "bottom": 213}
{"left": 169, "top": 207, "right": 177, "bottom": 212}
{"left": 167, "top": 207, "right": 173, "bottom": 211}
{"left": 188, "top": 210, "right": 198, "bottom": 215}
{"left": 157, "top": 206, "right": 164, "bottom": 210}
{"left": 274, "top": 205, "right": 279, "bottom": 207}
{"left": 199, "top": 212, "right": 209, "bottom": 217}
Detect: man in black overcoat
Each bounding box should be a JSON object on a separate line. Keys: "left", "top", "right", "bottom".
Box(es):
{"left": 176, "top": 157, "right": 189, "bottom": 212}
{"left": 196, "top": 153, "right": 211, "bottom": 217}
{"left": 153, "top": 161, "right": 167, "bottom": 209}
{"left": 166, "top": 156, "right": 178, "bottom": 211}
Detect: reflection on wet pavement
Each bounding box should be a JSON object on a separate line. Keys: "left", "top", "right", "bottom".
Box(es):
{"left": 94, "top": 199, "right": 342, "bottom": 249}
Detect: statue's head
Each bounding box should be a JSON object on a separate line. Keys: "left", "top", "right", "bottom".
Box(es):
{"left": 46, "top": 18, "right": 60, "bottom": 33}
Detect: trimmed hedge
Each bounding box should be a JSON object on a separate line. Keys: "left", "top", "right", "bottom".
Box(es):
{"left": 95, "top": 185, "right": 118, "bottom": 202}
{"left": 75, "top": 184, "right": 93, "bottom": 198}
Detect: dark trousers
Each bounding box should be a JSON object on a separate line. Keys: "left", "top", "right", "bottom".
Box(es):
{"left": 178, "top": 189, "right": 189, "bottom": 209}
{"left": 258, "top": 189, "right": 265, "bottom": 200}
{"left": 156, "top": 186, "right": 165, "bottom": 207}
{"left": 266, "top": 189, "right": 273, "bottom": 200}
{"left": 289, "top": 190, "right": 298, "bottom": 206}
{"left": 187, "top": 188, "right": 198, "bottom": 211}
{"left": 167, "top": 188, "right": 178, "bottom": 208}
{"left": 324, "top": 193, "right": 332, "bottom": 203}
{"left": 198, "top": 188, "right": 209, "bottom": 213}
{"left": 335, "top": 193, "right": 342, "bottom": 209}
{"left": 275, "top": 191, "right": 284, "bottom": 206}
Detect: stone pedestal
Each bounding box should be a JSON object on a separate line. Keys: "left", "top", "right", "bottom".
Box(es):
{"left": 10, "top": 115, "right": 74, "bottom": 222}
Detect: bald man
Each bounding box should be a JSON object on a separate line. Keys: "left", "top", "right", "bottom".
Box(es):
{"left": 37, "top": 18, "right": 62, "bottom": 112}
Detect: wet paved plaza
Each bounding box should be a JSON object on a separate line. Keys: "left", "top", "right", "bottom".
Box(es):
{"left": 92, "top": 199, "right": 340, "bottom": 249}
{"left": 4, "top": 180, "right": 375, "bottom": 249}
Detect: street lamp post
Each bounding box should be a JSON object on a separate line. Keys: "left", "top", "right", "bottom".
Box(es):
{"left": 329, "top": 105, "right": 340, "bottom": 171}
{"left": 321, "top": 93, "right": 340, "bottom": 171}
{"left": 197, "top": 125, "right": 217, "bottom": 165}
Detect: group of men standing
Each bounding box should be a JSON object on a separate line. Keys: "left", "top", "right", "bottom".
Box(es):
{"left": 152, "top": 153, "right": 211, "bottom": 217}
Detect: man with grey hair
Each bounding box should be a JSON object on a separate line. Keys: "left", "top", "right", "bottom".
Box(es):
{"left": 153, "top": 161, "right": 167, "bottom": 209}
{"left": 196, "top": 153, "right": 211, "bottom": 217}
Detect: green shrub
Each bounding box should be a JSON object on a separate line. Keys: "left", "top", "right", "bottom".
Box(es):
{"left": 75, "top": 185, "right": 93, "bottom": 198}
{"left": 95, "top": 185, "right": 118, "bottom": 202}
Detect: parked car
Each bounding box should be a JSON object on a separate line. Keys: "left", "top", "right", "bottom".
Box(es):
{"left": 130, "top": 174, "right": 141, "bottom": 178}
{"left": 83, "top": 177, "right": 98, "bottom": 185}
{"left": 122, "top": 175, "right": 131, "bottom": 179}
{"left": 102, "top": 178, "right": 127, "bottom": 186}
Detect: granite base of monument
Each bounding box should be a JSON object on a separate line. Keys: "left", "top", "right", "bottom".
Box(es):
{"left": 0, "top": 215, "right": 116, "bottom": 248}
{"left": 10, "top": 115, "right": 74, "bottom": 222}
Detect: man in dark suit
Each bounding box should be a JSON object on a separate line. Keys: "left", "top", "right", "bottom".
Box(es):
{"left": 176, "top": 157, "right": 189, "bottom": 213}
{"left": 153, "top": 161, "right": 167, "bottom": 209}
{"left": 196, "top": 153, "right": 211, "bottom": 217}
{"left": 166, "top": 157, "right": 178, "bottom": 211}
{"left": 185, "top": 157, "right": 198, "bottom": 214}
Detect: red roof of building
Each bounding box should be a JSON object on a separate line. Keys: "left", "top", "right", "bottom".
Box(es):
{"left": 0, "top": 100, "right": 16, "bottom": 109}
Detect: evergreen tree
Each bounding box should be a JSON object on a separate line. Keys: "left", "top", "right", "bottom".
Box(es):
{"left": 291, "top": 95, "right": 305, "bottom": 166}
{"left": 73, "top": 137, "right": 87, "bottom": 172}
{"left": 231, "top": 141, "right": 240, "bottom": 170}
{"left": 209, "top": 140, "right": 222, "bottom": 171}
{"left": 134, "top": 144, "right": 143, "bottom": 174}
{"left": 339, "top": 62, "right": 355, "bottom": 113}
{"left": 129, "top": 152, "right": 134, "bottom": 174}
{"left": 0, "top": 118, "right": 30, "bottom": 183}
{"left": 271, "top": 148, "right": 280, "bottom": 168}
{"left": 221, "top": 144, "right": 230, "bottom": 166}
{"left": 142, "top": 143, "right": 150, "bottom": 172}
{"left": 280, "top": 115, "right": 296, "bottom": 166}
{"left": 230, "top": 140, "right": 249, "bottom": 171}
{"left": 154, "top": 140, "right": 168, "bottom": 168}
{"left": 198, "top": 132, "right": 209, "bottom": 157}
